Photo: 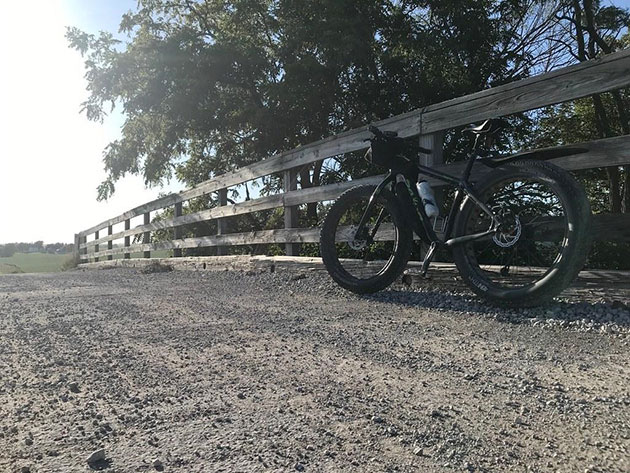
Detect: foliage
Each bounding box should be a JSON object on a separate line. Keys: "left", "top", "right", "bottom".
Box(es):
{"left": 0, "top": 242, "right": 73, "bottom": 256}
{"left": 0, "top": 244, "right": 17, "bottom": 258}
{"left": 67, "top": 0, "right": 561, "bottom": 199}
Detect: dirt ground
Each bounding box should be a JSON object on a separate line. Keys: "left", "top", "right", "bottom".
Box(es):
{"left": 0, "top": 266, "right": 628, "bottom": 473}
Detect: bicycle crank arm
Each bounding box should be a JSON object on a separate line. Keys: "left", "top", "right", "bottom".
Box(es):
{"left": 444, "top": 229, "right": 497, "bottom": 247}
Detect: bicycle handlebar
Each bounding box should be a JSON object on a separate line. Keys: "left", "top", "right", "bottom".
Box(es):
{"left": 368, "top": 125, "right": 432, "bottom": 154}
{"left": 368, "top": 124, "right": 384, "bottom": 138}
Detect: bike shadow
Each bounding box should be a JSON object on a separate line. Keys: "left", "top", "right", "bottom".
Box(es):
{"left": 360, "top": 287, "right": 630, "bottom": 328}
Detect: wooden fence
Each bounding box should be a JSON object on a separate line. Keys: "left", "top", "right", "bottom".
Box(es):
{"left": 76, "top": 49, "right": 630, "bottom": 262}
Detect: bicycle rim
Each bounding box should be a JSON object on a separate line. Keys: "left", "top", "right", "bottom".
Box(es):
{"left": 331, "top": 196, "right": 400, "bottom": 281}
{"left": 461, "top": 175, "right": 569, "bottom": 289}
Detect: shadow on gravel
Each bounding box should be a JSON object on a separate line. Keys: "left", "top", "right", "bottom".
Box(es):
{"left": 88, "top": 459, "right": 112, "bottom": 470}
{"left": 361, "top": 289, "right": 630, "bottom": 328}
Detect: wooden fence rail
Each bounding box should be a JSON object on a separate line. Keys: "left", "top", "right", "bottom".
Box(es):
{"left": 76, "top": 50, "right": 630, "bottom": 262}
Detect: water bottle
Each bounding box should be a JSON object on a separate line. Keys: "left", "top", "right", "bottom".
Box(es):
{"left": 416, "top": 179, "right": 439, "bottom": 218}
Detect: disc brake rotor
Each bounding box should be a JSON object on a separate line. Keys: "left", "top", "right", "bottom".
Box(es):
{"left": 347, "top": 225, "right": 368, "bottom": 250}
{"left": 493, "top": 215, "right": 522, "bottom": 248}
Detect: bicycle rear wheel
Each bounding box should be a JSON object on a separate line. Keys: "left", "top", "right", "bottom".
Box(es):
{"left": 320, "top": 185, "right": 412, "bottom": 294}
{"left": 452, "top": 160, "right": 592, "bottom": 306}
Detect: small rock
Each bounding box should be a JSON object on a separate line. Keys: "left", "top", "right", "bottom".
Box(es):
{"left": 68, "top": 382, "right": 80, "bottom": 393}
{"left": 20, "top": 466, "right": 31, "bottom": 473}
{"left": 413, "top": 446, "right": 423, "bottom": 456}
{"left": 153, "top": 458, "right": 164, "bottom": 470}
{"left": 24, "top": 437, "right": 33, "bottom": 446}
{"left": 87, "top": 448, "right": 106, "bottom": 464}
{"left": 237, "top": 392, "right": 246, "bottom": 400}
{"left": 295, "top": 462, "right": 305, "bottom": 471}
{"left": 371, "top": 416, "right": 384, "bottom": 424}
{"left": 291, "top": 273, "right": 307, "bottom": 281}
{"left": 386, "top": 426, "right": 398, "bottom": 436}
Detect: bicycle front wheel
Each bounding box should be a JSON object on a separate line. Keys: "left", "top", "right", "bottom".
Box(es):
{"left": 320, "top": 185, "right": 413, "bottom": 294}
{"left": 452, "top": 160, "right": 592, "bottom": 306}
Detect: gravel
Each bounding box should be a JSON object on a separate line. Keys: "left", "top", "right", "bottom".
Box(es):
{"left": 0, "top": 267, "right": 628, "bottom": 472}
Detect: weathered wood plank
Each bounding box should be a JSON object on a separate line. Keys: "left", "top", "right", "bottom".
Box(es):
{"left": 592, "top": 213, "right": 630, "bottom": 242}
{"left": 173, "top": 202, "right": 183, "bottom": 258}
{"left": 419, "top": 132, "right": 445, "bottom": 257}
{"left": 420, "top": 49, "right": 630, "bottom": 134}
{"left": 124, "top": 219, "right": 131, "bottom": 259}
{"left": 284, "top": 168, "right": 300, "bottom": 256}
{"left": 73, "top": 234, "right": 80, "bottom": 261}
{"left": 90, "top": 228, "right": 323, "bottom": 259}
{"left": 216, "top": 188, "right": 228, "bottom": 256}
{"left": 94, "top": 230, "right": 99, "bottom": 263}
{"left": 107, "top": 225, "right": 113, "bottom": 261}
{"left": 81, "top": 236, "right": 87, "bottom": 262}
{"left": 143, "top": 213, "right": 150, "bottom": 258}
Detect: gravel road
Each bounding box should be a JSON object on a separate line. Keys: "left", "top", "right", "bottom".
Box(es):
{"left": 0, "top": 266, "right": 628, "bottom": 473}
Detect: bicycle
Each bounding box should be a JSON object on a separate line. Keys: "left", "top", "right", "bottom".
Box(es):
{"left": 319, "top": 120, "right": 592, "bottom": 306}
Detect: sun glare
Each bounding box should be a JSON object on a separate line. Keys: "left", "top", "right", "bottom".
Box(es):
{"left": 0, "top": 1, "right": 180, "bottom": 244}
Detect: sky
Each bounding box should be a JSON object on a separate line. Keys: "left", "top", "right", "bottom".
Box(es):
{"left": 0, "top": 0, "right": 182, "bottom": 244}
{"left": 1, "top": 1, "right": 630, "bottom": 245}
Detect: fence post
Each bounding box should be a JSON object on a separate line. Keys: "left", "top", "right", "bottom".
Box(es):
{"left": 73, "top": 234, "right": 80, "bottom": 262}
{"left": 82, "top": 236, "right": 87, "bottom": 262}
{"left": 216, "top": 189, "right": 228, "bottom": 256}
{"left": 419, "top": 132, "right": 445, "bottom": 259}
{"left": 419, "top": 132, "right": 444, "bottom": 176}
{"left": 124, "top": 219, "right": 131, "bottom": 259}
{"left": 94, "top": 230, "right": 99, "bottom": 263}
{"left": 173, "top": 202, "right": 183, "bottom": 257}
{"left": 283, "top": 169, "right": 300, "bottom": 256}
{"left": 143, "top": 212, "right": 151, "bottom": 258}
{"left": 107, "top": 225, "right": 113, "bottom": 261}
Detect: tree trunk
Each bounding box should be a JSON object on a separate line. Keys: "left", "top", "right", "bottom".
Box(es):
{"left": 579, "top": 0, "right": 624, "bottom": 213}
{"left": 606, "top": 167, "right": 622, "bottom": 214}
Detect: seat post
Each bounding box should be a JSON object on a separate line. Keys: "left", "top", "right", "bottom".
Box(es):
{"left": 462, "top": 152, "right": 478, "bottom": 182}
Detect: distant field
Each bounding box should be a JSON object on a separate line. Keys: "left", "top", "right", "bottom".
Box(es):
{"left": 0, "top": 253, "right": 73, "bottom": 274}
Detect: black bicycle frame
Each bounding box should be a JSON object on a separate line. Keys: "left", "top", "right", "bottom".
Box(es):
{"left": 355, "top": 152, "right": 500, "bottom": 249}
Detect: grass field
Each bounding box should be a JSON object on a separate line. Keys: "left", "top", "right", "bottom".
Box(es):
{"left": 0, "top": 253, "right": 73, "bottom": 274}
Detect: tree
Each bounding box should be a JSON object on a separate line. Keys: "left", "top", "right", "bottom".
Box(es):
{"left": 67, "top": 0, "right": 561, "bottom": 206}
{"left": 541, "top": 0, "right": 630, "bottom": 213}
{"left": 0, "top": 244, "right": 17, "bottom": 258}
